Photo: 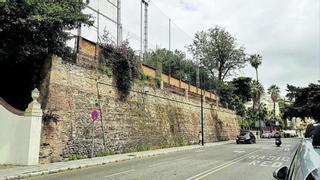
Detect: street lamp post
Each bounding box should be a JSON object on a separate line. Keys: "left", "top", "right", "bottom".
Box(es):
{"left": 199, "top": 66, "right": 204, "bottom": 146}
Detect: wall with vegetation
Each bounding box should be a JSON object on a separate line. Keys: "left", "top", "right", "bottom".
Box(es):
{"left": 39, "top": 56, "right": 239, "bottom": 163}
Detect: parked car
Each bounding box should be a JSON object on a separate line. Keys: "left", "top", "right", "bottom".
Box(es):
{"left": 283, "top": 130, "right": 298, "bottom": 138}
{"left": 273, "top": 123, "right": 320, "bottom": 180}
{"left": 261, "top": 132, "right": 271, "bottom": 138}
{"left": 236, "top": 131, "right": 256, "bottom": 144}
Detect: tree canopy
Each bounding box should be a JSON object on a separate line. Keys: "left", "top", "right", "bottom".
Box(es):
{"left": 188, "top": 26, "right": 247, "bottom": 81}
{"left": 249, "top": 54, "right": 262, "bottom": 81}
{"left": 268, "top": 85, "right": 280, "bottom": 103}
{"left": 230, "top": 77, "right": 252, "bottom": 103}
{"left": 0, "top": 0, "right": 92, "bottom": 109}
{"left": 251, "top": 80, "right": 264, "bottom": 110}
{"left": 283, "top": 82, "right": 320, "bottom": 122}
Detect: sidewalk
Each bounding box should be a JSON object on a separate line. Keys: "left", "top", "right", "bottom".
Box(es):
{"left": 0, "top": 140, "right": 234, "bottom": 180}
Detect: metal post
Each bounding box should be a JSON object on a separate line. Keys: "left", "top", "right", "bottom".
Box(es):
{"left": 91, "top": 121, "right": 95, "bottom": 158}
{"left": 96, "top": 8, "right": 100, "bottom": 64}
{"left": 76, "top": 0, "right": 82, "bottom": 54}
{"left": 200, "top": 70, "right": 204, "bottom": 146}
{"left": 143, "top": 0, "right": 149, "bottom": 62}
{"left": 256, "top": 63, "right": 262, "bottom": 136}
{"left": 117, "top": 0, "right": 122, "bottom": 47}
{"left": 169, "top": 18, "right": 171, "bottom": 51}
{"left": 140, "top": 0, "right": 143, "bottom": 62}
{"left": 168, "top": 18, "right": 171, "bottom": 83}
{"left": 96, "top": 82, "right": 106, "bottom": 152}
{"left": 196, "top": 67, "right": 200, "bottom": 92}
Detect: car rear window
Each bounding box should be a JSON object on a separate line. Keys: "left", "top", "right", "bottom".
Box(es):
{"left": 240, "top": 132, "right": 248, "bottom": 136}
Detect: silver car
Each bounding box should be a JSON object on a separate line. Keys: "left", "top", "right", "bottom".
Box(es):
{"left": 273, "top": 124, "right": 320, "bottom": 180}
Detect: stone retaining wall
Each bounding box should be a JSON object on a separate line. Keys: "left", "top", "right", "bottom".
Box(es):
{"left": 39, "top": 56, "right": 239, "bottom": 163}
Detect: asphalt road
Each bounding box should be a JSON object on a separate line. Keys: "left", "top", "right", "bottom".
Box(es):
{"left": 29, "top": 138, "right": 301, "bottom": 180}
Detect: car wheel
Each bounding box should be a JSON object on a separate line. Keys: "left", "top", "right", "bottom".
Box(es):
{"left": 236, "top": 141, "right": 239, "bottom": 144}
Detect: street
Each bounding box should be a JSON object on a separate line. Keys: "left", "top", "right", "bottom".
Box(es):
{"left": 29, "top": 138, "right": 301, "bottom": 180}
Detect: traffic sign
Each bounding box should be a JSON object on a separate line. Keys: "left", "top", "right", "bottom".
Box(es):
{"left": 91, "top": 110, "right": 99, "bottom": 121}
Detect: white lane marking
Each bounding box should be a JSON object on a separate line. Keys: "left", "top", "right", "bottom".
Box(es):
{"left": 149, "top": 157, "right": 187, "bottom": 167}
{"left": 104, "top": 169, "right": 134, "bottom": 178}
{"left": 174, "top": 157, "right": 188, "bottom": 161}
{"left": 149, "top": 161, "right": 169, "bottom": 167}
{"left": 233, "top": 150, "right": 245, "bottom": 153}
{"left": 195, "top": 150, "right": 205, "bottom": 153}
{"left": 186, "top": 150, "right": 258, "bottom": 180}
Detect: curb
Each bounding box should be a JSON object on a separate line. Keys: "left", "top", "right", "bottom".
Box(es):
{"left": 0, "top": 140, "right": 234, "bottom": 179}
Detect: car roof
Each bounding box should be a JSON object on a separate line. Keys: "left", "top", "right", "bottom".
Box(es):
{"left": 297, "top": 139, "right": 320, "bottom": 179}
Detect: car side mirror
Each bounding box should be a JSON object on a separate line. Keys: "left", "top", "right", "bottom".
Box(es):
{"left": 273, "top": 166, "right": 288, "bottom": 180}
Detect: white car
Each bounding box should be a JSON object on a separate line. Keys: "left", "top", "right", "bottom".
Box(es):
{"left": 261, "top": 132, "right": 271, "bottom": 138}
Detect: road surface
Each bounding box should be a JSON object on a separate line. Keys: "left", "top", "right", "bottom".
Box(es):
{"left": 29, "top": 138, "right": 301, "bottom": 180}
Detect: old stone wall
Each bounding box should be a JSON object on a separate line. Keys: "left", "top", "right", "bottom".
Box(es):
{"left": 39, "top": 56, "right": 240, "bottom": 163}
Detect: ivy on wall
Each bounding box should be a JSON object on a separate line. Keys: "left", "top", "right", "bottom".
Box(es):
{"left": 100, "top": 39, "right": 141, "bottom": 100}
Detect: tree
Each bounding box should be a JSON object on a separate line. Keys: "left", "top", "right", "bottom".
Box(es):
{"left": 278, "top": 99, "right": 289, "bottom": 128}
{"left": 0, "top": 0, "right": 92, "bottom": 109}
{"left": 144, "top": 48, "right": 217, "bottom": 90}
{"left": 145, "top": 49, "right": 187, "bottom": 80}
{"left": 251, "top": 80, "right": 264, "bottom": 110}
{"left": 284, "top": 82, "right": 320, "bottom": 123}
{"left": 230, "top": 77, "right": 252, "bottom": 103}
{"left": 249, "top": 54, "right": 262, "bottom": 82}
{"left": 188, "top": 26, "right": 247, "bottom": 81}
{"left": 267, "top": 85, "right": 280, "bottom": 117}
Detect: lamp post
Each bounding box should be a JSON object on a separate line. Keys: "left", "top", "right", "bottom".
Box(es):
{"left": 199, "top": 66, "right": 204, "bottom": 146}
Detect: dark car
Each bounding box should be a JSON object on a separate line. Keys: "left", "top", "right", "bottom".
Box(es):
{"left": 273, "top": 123, "right": 320, "bottom": 180}
{"left": 236, "top": 131, "right": 256, "bottom": 144}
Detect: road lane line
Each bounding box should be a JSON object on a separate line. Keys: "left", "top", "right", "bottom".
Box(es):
{"left": 173, "top": 157, "right": 188, "bottom": 161}
{"left": 149, "top": 157, "right": 187, "bottom": 167}
{"left": 186, "top": 150, "right": 259, "bottom": 180}
{"left": 195, "top": 154, "right": 256, "bottom": 179}
{"left": 149, "top": 161, "right": 169, "bottom": 167}
{"left": 195, "top": 150, "right": 205, "bottom": 153}
{"left": 104, "top": 169, "right": 134, "bottom": 178}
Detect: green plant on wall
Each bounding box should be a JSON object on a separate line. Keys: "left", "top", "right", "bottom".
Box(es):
{"left": 100, "top": 35, "right": 141, "bottom": 100}
{"left": 99, "top": 63, "right": 113, "bottom": 77}
{"left": 155, "top": 77, "right": 162, "bottom": 88}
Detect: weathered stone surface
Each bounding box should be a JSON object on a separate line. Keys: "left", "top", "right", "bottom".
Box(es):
{"left": 39, "top": 56, "right": 240, "bottom": 163}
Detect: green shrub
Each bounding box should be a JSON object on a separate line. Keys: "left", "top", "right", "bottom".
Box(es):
{"left": 155, "top": 77, "right": 162, "bottom": 88}
{"left": 96, "top": 151, "right": 115, "bottom": 157}
{"left": 69, "top": 154, "right": 83, "bottom": 161}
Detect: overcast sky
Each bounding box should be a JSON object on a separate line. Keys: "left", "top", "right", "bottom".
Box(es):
{"left": 84, "top": 0, "right": 320, "bottom": 97}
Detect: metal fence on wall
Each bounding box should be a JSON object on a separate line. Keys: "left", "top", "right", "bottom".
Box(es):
{"left": 67, "top": 0, "right": 194, "bottom": 65}
{"left": 66, "top": 0, "right": 227, "bottom": 108}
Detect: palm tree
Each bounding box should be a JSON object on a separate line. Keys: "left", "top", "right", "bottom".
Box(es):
{"left": 251, "top": 80, "right": 264, "bottom": 110}
{"left": 267, "top": 85, "right": 280, "bottom": 118}
{"left": 249, "top": 54, "right": 262, "bottom": 82}
{"left": 249, "top": 54, "right": 263, "bottom": 134}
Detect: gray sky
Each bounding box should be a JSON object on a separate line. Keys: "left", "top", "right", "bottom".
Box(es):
{"left": 83, "top": 0, "right": 320, "bottom": 97}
